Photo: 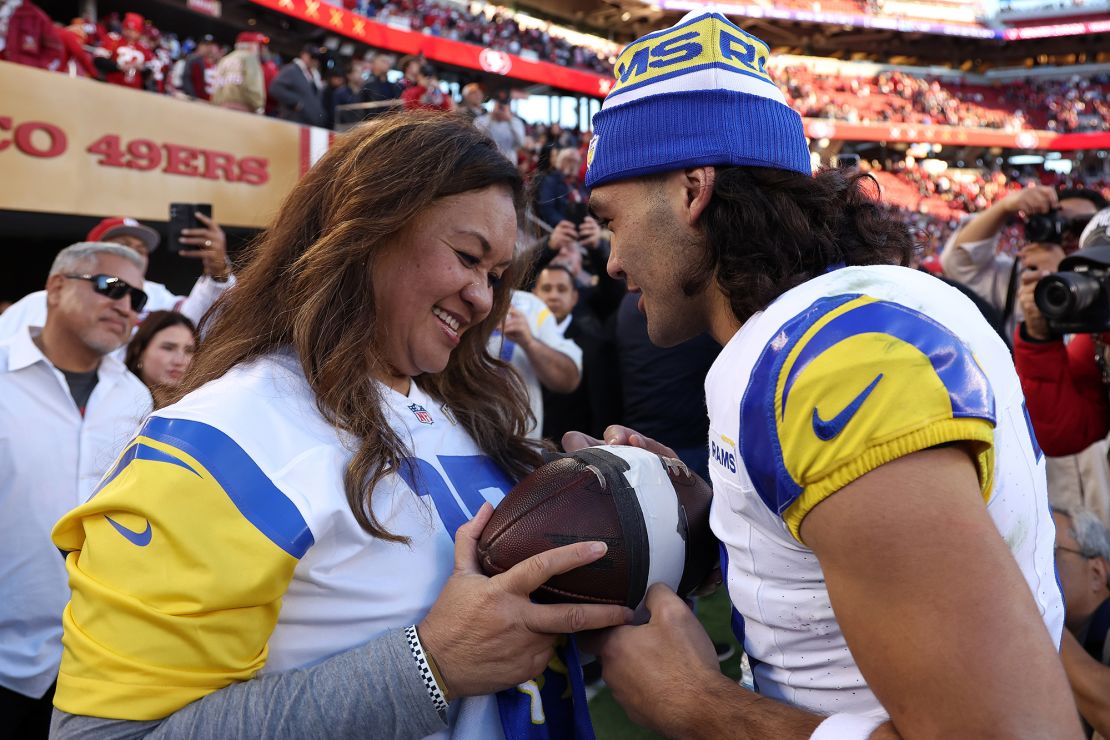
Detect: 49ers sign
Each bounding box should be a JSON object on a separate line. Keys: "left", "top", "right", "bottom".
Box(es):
{"left": 0, "top": 61, "right": 322, "bottom": 228}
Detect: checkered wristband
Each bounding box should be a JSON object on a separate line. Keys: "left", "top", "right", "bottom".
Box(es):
{"left": 405, "top": 625, "right": 449, "bottom": 714}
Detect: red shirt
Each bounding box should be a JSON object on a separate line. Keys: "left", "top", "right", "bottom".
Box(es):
{"left": 401, "top": 85, "right": 451, "bottom": 111}
{"left": 1014, "top": 329, "right": 1110, "bottom": 456}
{"left": 100, "top": 36, "right": 153, "bottom": 89}
{"left": 58, "top": 28, "right": 97, "bottom": 78}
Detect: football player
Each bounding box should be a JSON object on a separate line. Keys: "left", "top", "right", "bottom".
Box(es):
{"left": 566, "top": 9, "right": 1081, "bottom": 739}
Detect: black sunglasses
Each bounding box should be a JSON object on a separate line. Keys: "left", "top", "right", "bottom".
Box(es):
{"left": 64, "top": 274, "right": 148, "bottom": 312}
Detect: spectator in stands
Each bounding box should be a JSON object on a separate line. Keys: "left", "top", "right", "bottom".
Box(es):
{"left": 0, "top": 0, "right": 62, "bottom": 70}
{"left": 1053, "top": 506, "right": 1110, "bottom": 737}
{"left": 270, "top": 43, "right": 325, "bottom": 126}
{"left": 260, "top": 42, "right": 279, "bottom": 116}
{"left": 459, "top": 82, "right": 486, "bottom": 121}
{"left": 359, "top": 50, "right": 401, "bottom": 102}
{"left": 57, "top": 18, "right": 97, "bottom": 78}
{"left": 124, "top": 310, "right": 197, "bottom": 395}
{"left": 397, "top": 53, "right": 422, "bottom": 88}
{"left": 48, "top": 113, "right": 627, "bottom": 739}
{"left": 0, "top": 242, "right": 152, "bottom": 739}
{"left": 940, "top": 185, "right": 1106, "bottom": 338}
{"left": 180, "top": 33, "right": 218, "bottom": 101}
{"left": 400, "top": 63, "right": 453, "bottom": 112}
{"left": 331, "top": 61, "right": 364, "bottom": 126}
{"left": 490, "top": 289, "right": 582, "bottom": 439}
{"left": 0, "top": 215, "right": 233, "bottom": 342}
{"left": 210, "top": 32, "right": 266, "bottom": 114}
{"left": 536, "top": 148, "right": 586, "bottom": 229}
{"left": 321, "top": 64, "right": 348, "bottom": 129}
{"left": 94, "top": 12, "right": 153, "bottom": 90}
{"left": 474, "top": 97, "right": 525, "bottom": 163}
{"left": 534, "top": 264, "right": 617, "bottom": 442}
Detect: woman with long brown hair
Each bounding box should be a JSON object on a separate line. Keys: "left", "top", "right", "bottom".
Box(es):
{"left": 50, "top": 112, "right": 631, "bottom": 739}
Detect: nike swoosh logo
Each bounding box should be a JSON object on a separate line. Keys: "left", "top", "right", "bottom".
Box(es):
{"left": 104, "top": 515, "right": 152, "bottom": 547}
{"left": 811, "top": 373, "right": 884, "bottom": 442}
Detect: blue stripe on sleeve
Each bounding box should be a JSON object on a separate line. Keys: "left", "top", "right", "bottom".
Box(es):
{"left": 139, "top": 416, "right": 315, "bottom": 559}
{"left": 740, "top": 295, "right": 858, "bottom": 516}
{"left": 94, "top": 441, "right": 202, "bottom": 497}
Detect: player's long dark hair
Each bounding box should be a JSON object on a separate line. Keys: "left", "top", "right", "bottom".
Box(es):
{"left": 687, "top": 166, "right": 915, "bottom": 323}
{"left": 166, "top": 112, "right": 543, "bottom": 541}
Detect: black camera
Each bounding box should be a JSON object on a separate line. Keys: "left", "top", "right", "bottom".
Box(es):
{"left": 1034, "top": 245, "right": 1110, "bottom": 334}
{"left": 1024, "top": 209, "right": 1092, "bottom": 244}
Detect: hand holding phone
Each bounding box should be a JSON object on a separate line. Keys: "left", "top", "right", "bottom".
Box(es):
{"left": 169, "top": 203, "right": 231, "bottom": 281}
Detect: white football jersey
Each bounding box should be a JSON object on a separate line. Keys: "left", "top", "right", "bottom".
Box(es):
{"left": 706, "top": 265, "right": 1062, "bottom": 717}
{"left": 489, "top": 291, "right": 582, "bottom": 439}
{"left": 53, "top": 351, "right": 515, "bottom": 737}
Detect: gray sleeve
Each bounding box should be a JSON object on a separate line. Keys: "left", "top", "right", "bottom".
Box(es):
{"left": 49, "top": 628, "right": 447, "bottom": 740}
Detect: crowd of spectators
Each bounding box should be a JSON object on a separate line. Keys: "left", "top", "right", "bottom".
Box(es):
{"left": 348, "top": 0, "right": 617, "bottom": 74}
{"left": 778, "top": 65, "right": 1110, "bottom": 133}
{"left": 5, "top": 0, "right": 1109, "bottom": 140}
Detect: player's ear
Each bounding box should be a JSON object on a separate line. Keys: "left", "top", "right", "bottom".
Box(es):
{"left": 680, "top": 166, "right": 715, "bottom": 226}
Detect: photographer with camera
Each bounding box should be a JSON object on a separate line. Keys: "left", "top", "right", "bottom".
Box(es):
{"left": 940, "top": 185, "right": 1105, "bottom": 340}
{"left": 1015, "top": 207, "right": 1110, "bottom": 527}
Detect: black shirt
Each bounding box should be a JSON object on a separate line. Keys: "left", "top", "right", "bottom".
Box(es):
{"left": 615, "top": 292, "right": 721, "bottom": 448}
{"left": 61, "top": 367, "right": 99, "bottom": 416}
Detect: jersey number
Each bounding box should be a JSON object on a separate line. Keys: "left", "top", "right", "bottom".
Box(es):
{"left": 399, "top": 455, "right": 512, "bottom": 537}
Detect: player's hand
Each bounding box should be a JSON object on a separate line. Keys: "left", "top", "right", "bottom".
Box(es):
{"left": 577, "top": 216, "right": 602, "bottom": 250}
{"left": 179, "top": 212, "right": 231, "bottom": 280}
{"left": 580, "top": 584, "right": 724, "bottom": 737}
{"left": 419, "top": 504, "right": 634, "bottom": 699}
{"left": 1018, "top": 269, "right": 1052, "bottom": 341}
{"left": 549, "top": 220, "right": 578, "bottom": 253}
{"left": 562, "top": 425, "right": 679, "bottom": 460}
{"left": 502, "top": 307, "right": 533, "bottom": 348}
{"left": 1002, "top": 185, "right": 1058, "bottom": 217}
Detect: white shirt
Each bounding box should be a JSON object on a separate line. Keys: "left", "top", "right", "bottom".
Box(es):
{"left": 0, "top": 326, "right": 151, "bottom": 698}
{"left": 489, "top": 291, "right": 582, "bottom": 439}
{"left": 0, "top": 275, "right": 235, "bottom": 347}
{"left": 474, "top": 114, "right": 526, "bottom": 162}
{"left": 706, "top": 265, "right": 1061, "bottom": 717}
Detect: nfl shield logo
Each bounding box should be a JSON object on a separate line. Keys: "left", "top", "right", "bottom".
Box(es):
{"left": 408, "top": 403, "right": 434, "bottom": 425}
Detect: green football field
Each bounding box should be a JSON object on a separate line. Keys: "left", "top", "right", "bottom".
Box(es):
{"left": 587, "top": 589, "right": 745, "bottom": 739}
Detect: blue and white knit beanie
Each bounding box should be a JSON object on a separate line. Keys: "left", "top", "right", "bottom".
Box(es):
{"left": 585, "top": 11, "right": 811, "bottom": 190}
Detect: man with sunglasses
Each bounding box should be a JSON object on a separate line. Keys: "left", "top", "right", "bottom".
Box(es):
{"left": 0, "top": 243, "right": 153, "bottom": 738}
{"left": 0, "top": 214, "right": 233, "bottom": 344}
{"left": 1053, "top": 506, "right": 1110, "bottom": 736}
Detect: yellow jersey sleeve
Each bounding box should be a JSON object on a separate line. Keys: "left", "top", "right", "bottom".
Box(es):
{"left": 51, "top": 416, "right": 314, "bottom": 720}
{"left": 739, "top": 294, "right": 996, "bottom": 544}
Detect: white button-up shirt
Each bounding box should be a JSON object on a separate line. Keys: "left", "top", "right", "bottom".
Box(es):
{"left": 0, "top": 326, "right": 151, "bottom": 698}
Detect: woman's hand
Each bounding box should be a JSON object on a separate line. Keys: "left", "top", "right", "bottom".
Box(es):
{"left": 418, "top": 504, "right": 633, "bottom": 699}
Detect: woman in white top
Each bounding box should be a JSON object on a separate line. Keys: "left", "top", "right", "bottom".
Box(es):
{"left": 51, "top": 112, "right": 632, "bottom": 740}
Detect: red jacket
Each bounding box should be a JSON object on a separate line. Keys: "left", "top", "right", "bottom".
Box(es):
{"left": 1014, "top": 328, "right": 1110, "bottom": 456}
{"left": 99, "top": 36, "right": 153, "bottom": 89}
{"left": 2, "top": 1, "right": 62, "bottom": 69}
{"left": 58, "top": 27, "right": 97, "bottom": 78}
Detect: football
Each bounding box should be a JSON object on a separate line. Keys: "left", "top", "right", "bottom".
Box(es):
{"left": 477, "top": 445, "right": 718, "bottom": 610}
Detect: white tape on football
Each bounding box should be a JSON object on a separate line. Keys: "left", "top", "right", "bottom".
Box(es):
{"left": 600, "top": 445, "right": 686, "bottom": 613}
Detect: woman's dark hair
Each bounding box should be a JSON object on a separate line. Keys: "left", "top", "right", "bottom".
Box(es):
{"left": 167, "top": 111, "right": 543, "bottom": 542}
{"left": 689, "top": 166, "right": 915, "bottom": 323}
{"left": 124, "top": 310, "right": 197, "bottom": 381}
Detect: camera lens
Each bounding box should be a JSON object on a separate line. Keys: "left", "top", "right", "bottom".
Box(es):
{"left": 1024, "top": 213, "right": 1060, "bottom": 244}
{"left": 1035, "top": 272, "right": 1101, "bottom": 319}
